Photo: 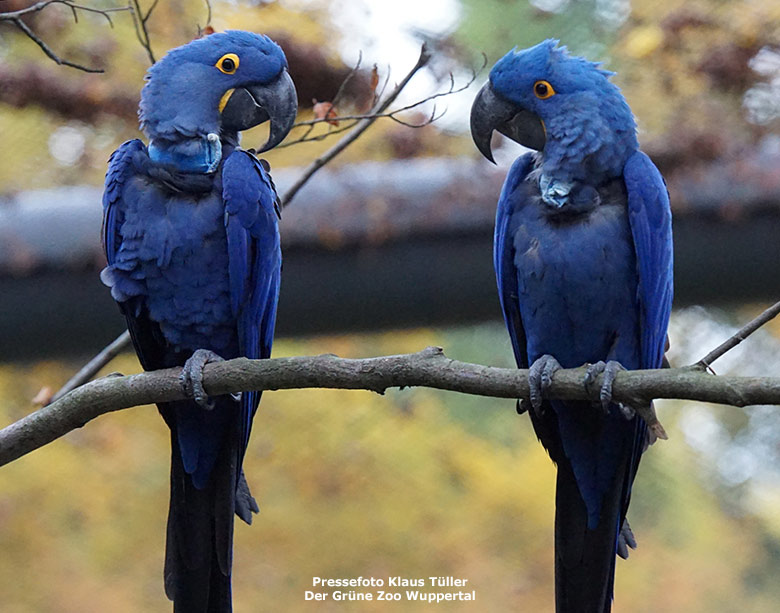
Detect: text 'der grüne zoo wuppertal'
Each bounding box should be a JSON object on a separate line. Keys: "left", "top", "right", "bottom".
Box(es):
{"left": 305, "top": 576, "right": 476, "bottom": 603}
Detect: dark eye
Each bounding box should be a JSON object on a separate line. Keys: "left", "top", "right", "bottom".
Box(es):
{"left": 216, "top": 53, "right": 239, "bottom": 75}
{"left": 533, "top": 80, "right": 555, "bottom": 99}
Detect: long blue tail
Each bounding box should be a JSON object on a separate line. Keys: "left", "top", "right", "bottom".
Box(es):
{"left": 163, "top": 400, "right": 238, "bottom": 613}
{"left": 553, "top": 457, "right": 627, "bottom": 613}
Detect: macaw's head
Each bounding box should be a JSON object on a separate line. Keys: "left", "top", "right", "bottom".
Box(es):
{"left": 140, "top": 30, "right": 297, "bottom": 162}
{"left": 471, "top": 40, "right": 637, "bottom": 179}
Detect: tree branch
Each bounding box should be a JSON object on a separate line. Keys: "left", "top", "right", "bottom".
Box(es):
{"left": 286, "top": 56, "right": 484, "bottom": 134}
{"left": 0, "top": 0, "right": 126, "bottom": 21}
{"left": 330, "top": 50, "right": 362, "bottom": 109}
{"left": 201, "top": 0, "right": 211, "bottom": 30}
{"left": 279, "top": 42, "right": 433, "bottom": 207}
{"left": 694, "top": 299, "right": 780, "bottom": 371}
{"left": 1, "top": 0, "right": 129, "bottom": 73}
{"left": 128, "top": 0, "right": 156, "bottom": 64}
{"left": 5, "top": 346, "right": 780, "bottom": 468}
{"left": 48, "top": 330, "right": 132, "bottom": 405}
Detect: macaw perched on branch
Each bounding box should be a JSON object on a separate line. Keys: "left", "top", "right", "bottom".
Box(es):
{"left": 471, "top": 40, "right": 673, "bottom": 612}
{"left": 101, "top": 31, "right": 297, "bottom": 612}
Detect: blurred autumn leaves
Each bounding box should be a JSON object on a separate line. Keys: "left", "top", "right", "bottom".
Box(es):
{"left": 2, "top": 1, "right": 780, "bottom": 611}
{"left": 615, "top": 1, "right": 780, "bottom": 169}
{"left": 3, "top": 328, "right": 780, "bottom": 611}
{"left": 5, "top": 0, "right": 776, "bottom": 193}
{"left": 0, "top": 1, "right": 379, "bottom": 188}
{"left": 457, "top": 0, "right": 779, "bottom": 173}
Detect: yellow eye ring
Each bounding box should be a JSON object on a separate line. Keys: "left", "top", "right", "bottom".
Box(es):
{"left": 216, "top": 53, "right": 239, "bottom": 75}
{"left": 533, "top": 80, "right": 555, "bottom": 99}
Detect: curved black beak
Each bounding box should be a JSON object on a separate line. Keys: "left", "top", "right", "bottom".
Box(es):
{"left": 221, "top": 69, "right": 298, "bottom": 152}
{"left": 470, "top": 81, "right": 546, "bottom": 163}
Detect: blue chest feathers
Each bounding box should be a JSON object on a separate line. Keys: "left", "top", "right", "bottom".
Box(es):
{"left": 509, "top": 175, "right": 641, "bottom": 369}
{"left": 105, "top": 176, "right": 237, "bottom": 354}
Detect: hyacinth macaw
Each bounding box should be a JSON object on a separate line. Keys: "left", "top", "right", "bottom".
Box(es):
{"left": 101, "top": 31, "right": 297, "bottom": 612}
{"left": 471, "top": 40, "right": 673, "bottom": 612}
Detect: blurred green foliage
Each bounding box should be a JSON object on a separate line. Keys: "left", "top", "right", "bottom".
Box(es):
{"left": 456, "top": 0, "right": 780, "bottom": 165}
{"left": 2, "top": 326, "right": 780, "bottom": 611}
{"left": 457, "top": 0, "right": 620, "bottom": 61}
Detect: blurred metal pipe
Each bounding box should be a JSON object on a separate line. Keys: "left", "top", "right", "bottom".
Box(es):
{"left": 1, "top": 156, "right": 779, "bottom": 360}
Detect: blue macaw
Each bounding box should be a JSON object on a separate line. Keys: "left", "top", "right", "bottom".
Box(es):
{"left": 101, "top": 31, "right": 297, "bottom": 612}
{"left": 471, "top": 40, "right": 673, "bottom": 612}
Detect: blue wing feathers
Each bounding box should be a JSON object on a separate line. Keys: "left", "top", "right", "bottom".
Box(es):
{"left": 222, "top": 149, "right": 281, "bottom": 359}
{"left": 102, "top": 139, "right": 147, "bottom": 266}
{"left": 102, "top": 142, "right": 281, "bottom": 485}
{"left": 222, "top": 149, "right": 282, "bottom": 452}
{"left": 495, "top": 153, "right": 535, "bottom": 369}
{"left": 624, "top": 151, "right": 673, "bottom": 369}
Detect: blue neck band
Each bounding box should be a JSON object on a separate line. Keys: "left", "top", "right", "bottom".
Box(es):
{"left": 148, "top": 134, "right": 222, "bottom": 173}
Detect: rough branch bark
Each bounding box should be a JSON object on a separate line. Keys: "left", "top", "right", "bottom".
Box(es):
{"left": 4, "top": 346, "right": 780, "bottom": 468}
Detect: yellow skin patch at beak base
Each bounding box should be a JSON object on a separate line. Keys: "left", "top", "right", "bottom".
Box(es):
{"left": 218, "top": 88, "right": 235, "bottom": 114}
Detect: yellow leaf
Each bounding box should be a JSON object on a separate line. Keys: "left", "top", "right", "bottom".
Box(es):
{"left": 624, "top": 25, "right": 665, "bottom": 59}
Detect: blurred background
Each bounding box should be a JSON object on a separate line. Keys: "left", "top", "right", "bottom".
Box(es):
{"left": 1, "top": 0, "right": 780, "bottom": 610}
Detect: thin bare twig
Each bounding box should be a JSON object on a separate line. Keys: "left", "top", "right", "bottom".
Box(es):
{"left": 0, "top": 0, "right": 126, "bottom": 21}
{"left": 5, "top": 346, "right": 780, "bottom": 468}
{"left": 280, "top": 53, "right": 486, "bottom": 150}
{"left": 128, "top": 0, "right": 156, "bottom": 64}
{"left": 275, "top": 119, "right": 359, "bottom": 148}
{"left": 330, "top": 50, "right": 362, "bottom": 109}
{"left": 694, "top": 299, "right": 780, "bottom": 371}
{"left": 276, "top": 52, "right": 364, "bottom": 149}
{"left": 48, "top": 331, "right": 132, "bottom": 405}
{"left": 289, "top": 108, "right": 443, "bottom": 129}
{"left": 197, "top": 0, "right": 211, "bottom": 32}
{"left": 2, "top": 0, "right": 129, "bottom": 72}
{"left": 142, "top": 0, "right": 160, "bottom": 22}
{"left": 10, "top": 17, "right": 103, "bottom": 72}
{"left": 374, "top": 64, "right": 391, "bottom": 103}
{"left": 280, "top": 42, "right": 434, "bottom": 207}
{"left": 384, "top": 58, "right": 485, "bottom": 116}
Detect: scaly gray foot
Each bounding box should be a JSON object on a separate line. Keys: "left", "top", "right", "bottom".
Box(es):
{"left": 584, "top": 360, "right": 626, "bottom": 414}
{"left": 180, "top": 349, "right": 225, "bottom": 409}
{"left": 528, "top": 354, "right": 562, "bottom": 413}
{"left": 236, "top": 469, "right": 260, "bottom": 524}
{"left": 617, "top": 518, "right": 637, "bottom": 559}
